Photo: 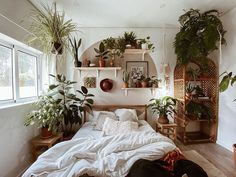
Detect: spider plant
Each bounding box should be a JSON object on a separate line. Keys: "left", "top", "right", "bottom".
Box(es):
{"left": 28, "top": 3, "right": 77, "bottom": 55}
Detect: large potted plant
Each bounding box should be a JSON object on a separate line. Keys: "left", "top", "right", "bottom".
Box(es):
{"left": 28, "top": 3, "right": 77, "bottom": 55}
{"left": 94, "top": 42, "right": 109, "bottom": 67}
{"left": 24, "top": 95, "right": 63, "bottom": 138}
{"left": 148, "top": 96, "right": 177, "bottom": 124}
{"left": 49, "top": 74, "right": 94, "bottom": 138}
{"left": 69, "top": 37, "right": 82, "bottom": 67}
{"left": 174, "top": 9, "right": 226, "bottom": 65}
{"left": 123, "top": 31, "right": 137, "bottom": 49}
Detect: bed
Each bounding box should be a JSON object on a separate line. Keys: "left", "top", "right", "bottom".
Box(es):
{"left": 22, "top": 105, "right": 177, "bottom": 177}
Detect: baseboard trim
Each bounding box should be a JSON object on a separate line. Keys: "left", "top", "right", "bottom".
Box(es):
{"left": 216, "top": 140, "right": 233, "bottom": 152}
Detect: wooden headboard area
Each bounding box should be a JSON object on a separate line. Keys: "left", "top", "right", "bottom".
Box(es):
{"left": 84, "top": 105, "right": 147, "bottom": 122}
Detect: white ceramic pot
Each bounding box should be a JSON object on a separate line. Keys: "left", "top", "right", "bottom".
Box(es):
{"left": 141, "top": 43, "right": 147, "bottom": 50}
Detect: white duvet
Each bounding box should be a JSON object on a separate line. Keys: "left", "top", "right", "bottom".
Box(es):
{"left": 23, "top": 131, "right": 176, "bottom": 177}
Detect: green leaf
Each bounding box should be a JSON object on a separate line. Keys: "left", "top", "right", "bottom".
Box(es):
{"left": 231, "top": 76, "right": 236, "bottom": 86}
{"left": 58, "top": 90, "right": 65, "bottom": 95}
{"left": 86, "top": 99, "right": 94, "bottom": 104}
{"left": 219, "top": 75, "right": 231, "bottom": 92}
{"left": 49, "top": 84, "right": 58, "bottom": 90}
{"left": 81, "top": 86, "right": 88, "bottom": 94}
{"left": 86, "top": 94, "right": 94, "bottom": 97}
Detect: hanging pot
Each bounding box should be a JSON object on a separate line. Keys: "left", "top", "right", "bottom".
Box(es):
{"left": 41, "top": 127, "right": 53, "bottom": 139}
{"left": 99, "top": 59, "right": 105, "bottom": 67}
{"left": 51, "top": 42, "right": 63, "bottom": 55}
{"left": 158, "top": 115, "right": 169, "bottom": 124}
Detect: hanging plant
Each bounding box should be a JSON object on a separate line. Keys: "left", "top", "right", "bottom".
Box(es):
{"left": 174, "top": 9, "right": 226, "bottom": 65}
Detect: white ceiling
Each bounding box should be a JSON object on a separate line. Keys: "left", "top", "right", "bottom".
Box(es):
{"left": 30, "top": 0, "right": 236, "bottom": 27}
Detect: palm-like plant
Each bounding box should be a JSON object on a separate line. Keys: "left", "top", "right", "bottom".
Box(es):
{"left": 147, "top": 96, "right": 177, "bottom": 124}
{"left": 69, "top": 37, "right": 82, "bottom": 67}
{"left": 28, "top": 3, "right": 77, "bottom": 55}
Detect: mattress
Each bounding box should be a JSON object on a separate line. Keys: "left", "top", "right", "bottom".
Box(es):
{"left": 73, "top": 120, "right": 155, "bottom": 140}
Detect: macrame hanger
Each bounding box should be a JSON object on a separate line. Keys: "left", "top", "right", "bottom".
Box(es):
{"left": 217, "top": 27, "right": 222, "bottom": 65}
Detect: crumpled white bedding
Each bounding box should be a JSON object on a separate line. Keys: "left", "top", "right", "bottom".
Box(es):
{"left": 23, "top": 131, "right": 176, "bottom": 177}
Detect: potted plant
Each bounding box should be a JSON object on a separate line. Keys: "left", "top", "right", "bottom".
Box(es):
{"left": 123, "top": 31, "right": 137, "bottom": 49}
{"left": 150, "top": 76, "right": 161, "bottom": 88}
{"left": 116, "top": 36, "right": 126, "bottom": 57}
{"left": 28, "top": 3, "right": 77, "bottom": 55}
{"left": 137, "top": 36, "right": 155, "bottom": 52}
{"left": 186, "top": 67, "right": 200, "bottom": 81}
{"left": 69, "top": 37, "right": 82, "bottom": 67}
{"left": 94, "top": 42, "right": 109, "bottom": 67}
{"left": 84, "top": 77, "right": 96, "bottom": 88}
{"left": 122, "top": 71, "right": 130, "bottom": 88}
{"left": 49, "top": 74, "right": 94, "bottom": 138}
{"left": 138, "top": 75, "right": 150, "bottom": 88}
{"left": 185, "top": 84, "right": 194, "bottom": 99}
{"left": 24, "top": 95, "right": 63, "bottom": 138}
{"left": 148, "top": 96, "right": 177, "bottom": 124}
{"left": 174, "top": 9, "right": 226, "bottom": 65}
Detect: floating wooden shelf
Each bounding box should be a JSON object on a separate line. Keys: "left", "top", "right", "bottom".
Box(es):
{"left": 124, "top": 49, "right": 151, "bottom": 61}
{"left": 121, "top": 87, "right": 159, "bottom": 96}
{"left": 74, "top": 67, "right": 122, "bottom": 77}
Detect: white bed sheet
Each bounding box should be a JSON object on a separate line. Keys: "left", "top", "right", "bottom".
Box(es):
{"left": 73, "top": 120, "right": 155, "bottom": 140}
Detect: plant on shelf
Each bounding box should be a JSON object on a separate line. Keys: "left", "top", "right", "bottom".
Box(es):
{"left": 116, "top": 37, "right": 126, "bottom": 56}
{"left": 137, "top": 36, "right": 155, "bottom": 52}
{"left": 194, "top": 85, "right": 205, "bottom": 98}
{"left": 49, "top": 74, "right": 94, "bottom": 137}
{"left": 122, "top": 71, "right": 130, "bottom": 88}
{"left": 186, "top": 67, "right": 200, "bottom": 81}
{"left": 138, "top": 75, "right": 150, "bottom": 88}
{"left": 185, "top": 101, "right": 211, "bottom": 120}
{"left": 94, "top": 42, "right": 109, "bottom": 67}
{"left": 185, "top": 84, "right": 195, "bottom": 99}
{"left": 123, "top": 31, "right": 137, "bottom": 49}
{"left": 147, "top": 96, "right": 177, "bottom": 124}
{"left": 69, "top": 37, "right": 82, "bottom": 67}
{"left": 150, "top": 76, "right": 161, "bottom": 88}
{"left": 84, "top": 77, "right": 96, "bottom": 88}
{"left": 28, "top": 3, "right": 77, "bottom": 55}
{"left": 174, "top": 9, "right": 226, "bottom": 65}
{"left": 24, "top": 95, "right": 63, "bottom": 138}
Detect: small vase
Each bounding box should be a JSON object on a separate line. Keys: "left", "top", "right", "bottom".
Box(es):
{"left": 141, "top": 43, "right": 147, "bottom": 50}
{"left": 158, "top": 115, "right": 169, "bottom": 124}
{"left": 41, "top": 127, "right": 53, "bottom": 139}
{"left": 99, "top": 59, "right": 105, "bottom": 67}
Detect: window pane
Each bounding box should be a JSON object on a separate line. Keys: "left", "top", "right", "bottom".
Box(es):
{"left": 0, "top": 45, "right": 13, "bottom": 101}
{"left": 18, "top": 51, "right": 37, "bottom": 98}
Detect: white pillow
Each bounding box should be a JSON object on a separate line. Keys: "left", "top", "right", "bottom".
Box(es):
{"left": 88, "top": 110, "right": 100, "bottom": 122}
{"left": 94, "top": 111, "right": 117, "bottom": 130}
{"left": 115, "top": 109, "right": 139, "bottom": 122}
{"left": 102, "top": 118, "right": 138, "bottom": 136}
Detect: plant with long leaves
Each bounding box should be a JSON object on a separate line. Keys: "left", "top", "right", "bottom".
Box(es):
{"left": 49, "top": 74, "right": 94, "bottom": 135}
{"left": 94, "top": 42, "right": 109, "bottom": 60}
{"left": 147, "top": 96, "right": 177, "bottom": 118}
{"left": 69, "top": 37, "right": 82, "bottom": 66}
{"left": 219, "top": 72, "right": 236, "bottom": 101}
{"left": 28, "top": 3, "right": 77, "bottom": 54}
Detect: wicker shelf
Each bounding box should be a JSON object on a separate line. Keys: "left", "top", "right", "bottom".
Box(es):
{"left": 174, "top": 59, "right": 218, "bottom": 145}
{"left": 124, "top": 49, "right": 151, "bottom": 61}
{"left": 74, "top": 67, "right": 122, "bottom": 77}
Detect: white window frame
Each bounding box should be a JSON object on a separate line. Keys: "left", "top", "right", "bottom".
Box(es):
{"left": 0, "top": 39, "right": 42, "bottom": 106}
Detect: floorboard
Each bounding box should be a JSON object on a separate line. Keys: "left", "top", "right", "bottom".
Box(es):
{"left": 177, "top": 142, "right": 236, "bottom": 177}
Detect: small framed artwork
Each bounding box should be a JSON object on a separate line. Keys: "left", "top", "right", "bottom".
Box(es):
{"left": 84, "top": 77, "right": 96, "bottom": 88}
{"left": 126, "top": 61, "right": 149, "bottom": 80}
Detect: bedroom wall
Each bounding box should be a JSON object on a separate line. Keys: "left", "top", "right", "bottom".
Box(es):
{"left": 0, "top": 0, "right": 39, "bottom": 177}
{"left": 216, "top": 8, "right": 236, "bottom": 152}
{"left": 66, "top": 28, "right": 178, "bottom": 126}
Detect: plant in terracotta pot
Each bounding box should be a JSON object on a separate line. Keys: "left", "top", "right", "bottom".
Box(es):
{"left": 147, "top": 96, "right": 177, "bottom": 124}
{"left": 138, "top": 75, "right": 150, "bottom": 88}
{"left": 28, "top": 3, "right": 77, "bottom": 55}
{"left": 174, "top": 9, "right": 226, "bottom": 65}
{"left": 94, "top": 42, "right": 109, "bottom": 67}
{"left": 123, "top": 31, "right": 137, "bottom": 49}
{"left": 24, "top": 95, "right": 63, "bottom": 139}
{"left": 122, "top": 71, "right": 130, "bottom": 88}
{"left": 150, "top": 76, "right": 161, "bottom": 88}
{"left": 69, "top": 37, "right": 82, "bottom": 67}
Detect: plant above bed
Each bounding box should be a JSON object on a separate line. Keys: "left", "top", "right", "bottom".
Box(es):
{"left": 174, "top": 9, "right": 226, "bottom": 65}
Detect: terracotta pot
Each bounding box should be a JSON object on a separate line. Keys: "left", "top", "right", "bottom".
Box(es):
{"left": 141, "top": 81, "right": 148, "bottom": 88}
{"left": 152, "top": 83, "right": 158, "bottom": 88}
{"left": 158, "top": 115, "right": 169, "bottom": 124}
{"left": 99, "top": 59, "right": 105, "bottom": 67}
{"left": 136, "top": 81, "right": 142, "bottom": 88}
{"left": 233, "top": 144, "right": 236, "bottom": 164}
{"left": 51, "top": 42, "right": 63, "bottom": 55}
{"left": 41, "top": 127, "right": 53, "bottom": 139}
{"left": 123, "top": 82, "right": 128, "bottom": 88}
{"left": 110, "top": 59, "right": 115, "bottom": 67}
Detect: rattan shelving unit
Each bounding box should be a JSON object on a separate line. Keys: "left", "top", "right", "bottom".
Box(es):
{"left": 173, "top": 59, "right": 218, "bottom": 145}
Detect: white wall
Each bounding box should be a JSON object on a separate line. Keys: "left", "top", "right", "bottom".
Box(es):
{"left": 217, "top": 8, "right": 236, "bottom": 151}
{"left": 0, "top": 0, "right": 39, "bottom": 176}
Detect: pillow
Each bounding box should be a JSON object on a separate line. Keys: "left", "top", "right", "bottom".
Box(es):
{"left": 88, "top": 110, "right": 101, "bottom": 122}
{"left": 102, "top": 118, "right": 138, "bottom": 136}
{"left": 94, "top": 111, "right": 117, "bottom": 130}
{"left": 115, "top": 109, "right": 139, "bottom": 122}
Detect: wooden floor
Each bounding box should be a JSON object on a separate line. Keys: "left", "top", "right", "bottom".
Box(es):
{"left": 177, "top": 142, "right": 236, "bottom": 177}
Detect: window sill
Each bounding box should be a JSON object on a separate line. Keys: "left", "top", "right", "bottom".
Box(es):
{"left": 0, "top": 99, "right": 37, "bottom": 110}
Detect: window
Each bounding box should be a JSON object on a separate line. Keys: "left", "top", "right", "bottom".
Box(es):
{"left": 0, "top": 40, "right": 41, "bottom": 105}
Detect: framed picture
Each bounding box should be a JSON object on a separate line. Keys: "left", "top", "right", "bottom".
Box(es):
{"left": 84, "top": 77, "right": 96, "bottom": 88}
{"left": 126, "top": 61, "right": 149, "bottom": 80}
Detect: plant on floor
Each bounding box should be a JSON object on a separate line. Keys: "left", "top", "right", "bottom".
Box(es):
{"left": 24, "top": 95, "right": 63, "bottom": 138}
{"left": 69, "top": 37, "right": 82, "bottom": 67}
{"left": 137, "top": 36, "right": 155, "bottom": 52}
{"left": 122, "top": 71, "right": 130, "bottom": 88}
{"left": 174, "top": 9, "right": 226, "bottom": 65}
{"left": 28, "top": 3, "right": 77, "bottom": 55}
{"left": 94, "top": 42, "right": 109, "bottom": 67}
{"left": 147, "top": 96, "right": 177, "bottom": 124}
{"left": 185, "top": 101, "right": 211, "bottom": 120}
{"left": 49, "top": 74, "right": 94, "bottom": 136}
{"left": 123, "top": 31, "right": 137, "bottom": 48}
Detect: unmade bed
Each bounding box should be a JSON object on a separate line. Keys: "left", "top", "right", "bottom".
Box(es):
{"left": 22, "top": 105, "right": 178, "bottom": 177}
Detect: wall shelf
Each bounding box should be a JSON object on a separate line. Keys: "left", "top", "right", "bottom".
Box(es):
{"left": 124, "top": 49, "right": 151, "bottom": 61}
{"left": 74, "top": 67, "right": 122, "bottom": 77}
{"left": 121, "top": 87, "right": 158, "bottom": 96}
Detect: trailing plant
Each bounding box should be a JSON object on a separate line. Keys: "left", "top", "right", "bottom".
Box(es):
{"left": 123, "top": 71, "right": 130, "bottom": 83}
{"left": 24, "top": 95, "right": 63, "bottom": 132}
{"left": 186, "top": 101, "right": 211, "bottom": 120}
{"left": 94, "top": 42, "right": 109, "bottom": 61}
{"left": 28, "top": 3, "right": 77, "bottom": 55}
{"left": 174, "top": 9, "right": 226, "bottom": 65}
{"left": 69, "top": 37, "right": 82, "bottom": 67}
{"left": 123, "top": 31, "right": 137, "bottom": 47}
{"left": 49, "top": 74, "right": 94, "bottom": 135}
{"left": 147, "top": 96, "right": 177, "bottom": 118}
